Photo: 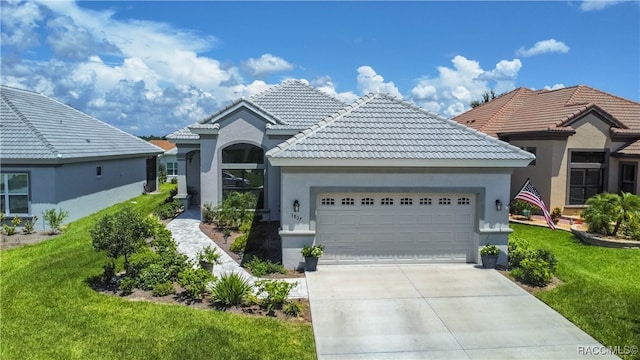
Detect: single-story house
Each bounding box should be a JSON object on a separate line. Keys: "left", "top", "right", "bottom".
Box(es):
{"left": 0, "top": 85, "right": 163, "bottom": 224}
{"left": 168, "top": 81, "right": 534, "bottom": 268}
{"left": 150, "top": 140, "right": 178, "bottom": 180}
{"left": 452, "top": 85, "right": 640, "bottom": 215}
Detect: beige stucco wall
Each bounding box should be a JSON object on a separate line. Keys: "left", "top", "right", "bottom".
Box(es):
{"left": 511, "top": 113, "right": 634, "bottom": 214}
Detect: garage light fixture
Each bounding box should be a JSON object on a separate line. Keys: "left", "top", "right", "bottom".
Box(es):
{"left": 293, "top": 200, "right": 300, "bottom": 213}
{"left": 495, "top": 199, "right": 503, "bottom": 212}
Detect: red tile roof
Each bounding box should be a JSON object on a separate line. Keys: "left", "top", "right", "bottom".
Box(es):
{"left": 453, "top": 85, "right": 640, "bottom": 137}
{"left": 149, "top": 139, "right": 176, "bottom": 151}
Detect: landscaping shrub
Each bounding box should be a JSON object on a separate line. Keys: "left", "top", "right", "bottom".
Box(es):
{"left": 580, "top": 192, "right": 640, "bottom": 237}
{"left": 210, "top": 273, "right": 253, "bottom": 307}
{"left": 550, "top": 207, "right": 562, "bottom": 224}
{"left": 154, "top": 199, "right": 182, "bottom": 220}
{"left": 283, "top": 301, "right": 303, "bottom": 318}
{"left": 511, "top": 257, "right": 553, "bottom": 287}
{"left": 230, "top": 234, "right": 248, "bottom": 254}
{"left": 170, "top": 177, "right": 178, "bottom": 184}
{"left": 621, "top": 214, "right": 640, "bottom": 240}
{"left": 152, "top": 281, "right": 176, "bottom": 297}
{"left": 42, "top": 208, "right": 69, "bottom": 234}
{"left": 22, "top": 215, "right": 37, "bottom": 234}
{"left": 508, "top": 236, "right": 533, "bottom": 269}
{"left": 243, "top": 256, "right": 287, "bottom": 277}
{"left": 197, "top": 245, "right": 221, "bottom": 266}
{"left": 177, "top": 268, "right": 216, "bottom": 299}
{"left": 202, "top": 202, "right": 216, "bottom": 224}
{"left": 254, "top": 280, "right": 296, "bottom": 312}
{"left": 2, "top": 215, "right": 21, "bottom": 235}
{"left": 534, "top": 248, "right": 558, "bottom": 272}
{"left": 216, "top": 192, "right": 257, "bottom": 228}
{"left": 119, "top": 276, "right": 137, "bottom": 295}
{"left": 158, "top": 163, "right": 167, "bottom": 184}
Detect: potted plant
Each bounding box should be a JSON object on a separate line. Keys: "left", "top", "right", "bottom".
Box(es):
{"left": 480, "top": 244, "right": 500, "bottom": 269}
{"left": 550, "top": 207, "right": 562, "bottom": 224}
{"left": 197, "top": 245, "right": 221, "bottom": 272}
{"left": 301, "top": 244, "right": 324, "bottom": 271}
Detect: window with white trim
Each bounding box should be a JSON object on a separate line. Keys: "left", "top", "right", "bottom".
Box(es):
{"left": 380, "top": 198, "right": 394, "bottom": 205}
{"left": 341, "top": 197, "right": 355, "bottom": 205}
{"left": 321, "top": 198, "right": 335, "bottom": 206}
{"left": 1, "top": 173, "right": 29, "bottom": 215}
{"left": 361, "top": 197, "right": 374, "bottom": 205}
{"left": 166, "top": 162, "right": 178, "bottom": 176}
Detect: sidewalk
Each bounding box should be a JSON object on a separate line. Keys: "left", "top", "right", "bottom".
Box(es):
{"left": 166, "top": 209, "right": 308, "bottom": 298}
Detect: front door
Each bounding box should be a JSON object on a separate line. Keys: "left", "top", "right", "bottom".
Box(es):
{"left": 146, "top": 156, "right": 157, "bottom": 192}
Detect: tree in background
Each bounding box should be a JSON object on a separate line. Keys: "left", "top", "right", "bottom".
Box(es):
{"left": 470, "top": 90, "right": 498, "bottom": 108}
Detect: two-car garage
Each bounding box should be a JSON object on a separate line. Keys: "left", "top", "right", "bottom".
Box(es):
{"left": 315, "top": 192, "right": 476, "bottom": 264}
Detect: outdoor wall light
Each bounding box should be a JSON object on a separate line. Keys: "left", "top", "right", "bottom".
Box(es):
{"left": 293, "top": 200, "right": 300, "bottom": 213}
{"left": 495, "top": 199, "right": 503, "bottom": 212}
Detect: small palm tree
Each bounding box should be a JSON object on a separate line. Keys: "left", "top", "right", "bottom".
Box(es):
{"left": 582, "top": 193, "right": 619, "bottom": 236}
{"left": 612, "top": 192, "right": 640, "bottom": 236}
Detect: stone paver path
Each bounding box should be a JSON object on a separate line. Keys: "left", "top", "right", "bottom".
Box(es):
{"left": 166, "top": 209, "right": 307, "bottom": 298}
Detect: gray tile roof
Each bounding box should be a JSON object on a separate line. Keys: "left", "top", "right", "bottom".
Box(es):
{"left": 167, "top": 80, "right": 346, "bottom": 139}
{"left": 266, "top": 93, "right": 535, "bottom": 163}
{"left": 1, "top": 85, "right": 162, "bottom": 163}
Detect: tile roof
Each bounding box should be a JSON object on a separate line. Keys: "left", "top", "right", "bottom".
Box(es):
{"left": 266, "top": 93, "right": 534, "bottom": 164}
{"left": 167, "top": 80, "right": 346, "bottom": 139}
{"left": 1, "top": 85, "right": 162, "bottom": 163}
{"left": 149, "top": 139, "right": 176, "bottom": 151}
{"left": 453, "top": 85, "right": 640, "bottom": 137}
{"left": 614, "top": 140, "right": 640, "bottom": 156}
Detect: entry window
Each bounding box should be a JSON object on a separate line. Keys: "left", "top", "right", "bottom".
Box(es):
{"left": 619, "top": 163, "right": 637, "bottom": 194}
{"left": 568, "top": 150, "right": 606, "bottom": 205}
{"left": 457, "top": 197, "right": 470, "bottom": 205}
{"left": 221, "top": 144, "right": 265, "bottom": 208}
{"left": 166, "top": 162, "right": 178, "bottom": 176}
{"left": 361, "top": 198, "right": 374, "bottom": 205}
{"left": 419, "top": 198, "right": 432, "bottom": 205}
{"left": 321, "top": 198, "right": 335, "bottom": 206}
{"left": 1, "top": 173, "right": 30, "bottom": 215}
{"left": 380, "top": 198, "right": 394, "bottom": 205}
{"left": 400, "top": 198, "right": 413, "bottom": 205}
{"left": 96, "top": 166, "right": 103, "bottom": 177}
{"left": 341, "top": 198, "right": 355, "bottom": 205}
{"left": 438, "top": 198, "right": 451, "bottom": 205}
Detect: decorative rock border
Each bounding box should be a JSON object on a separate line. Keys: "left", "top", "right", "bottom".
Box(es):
{"left": 570, "top": 225, "right": 640, "bottom": 248}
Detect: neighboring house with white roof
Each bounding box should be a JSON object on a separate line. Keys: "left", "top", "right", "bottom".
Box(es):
{"left": 0, "top": 85, "right": 163, "bottom": 224}
{"left": 168, "top": 81, "right": 534, "bottom": 269}
{"left": 149, "top": 140, "right": 178, "bottom": 180}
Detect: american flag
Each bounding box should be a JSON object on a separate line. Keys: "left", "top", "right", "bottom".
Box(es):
{"left": 514, "top": 179, "right": 556, "bottom": 230}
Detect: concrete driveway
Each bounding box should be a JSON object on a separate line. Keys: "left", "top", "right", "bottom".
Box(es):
{"left": 306, "top": 264, "right": 616, "bottom": 359}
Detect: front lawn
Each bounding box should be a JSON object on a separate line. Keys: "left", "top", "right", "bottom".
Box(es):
{"left": 510, "top": 223, "right": 640, "bottom": 357}
{"left": 0, "top": 183, "right": 316, "bottom": 360}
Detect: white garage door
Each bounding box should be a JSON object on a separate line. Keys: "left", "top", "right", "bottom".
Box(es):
{"left": 316, "top": 193, "right": 475, "bottom": 264}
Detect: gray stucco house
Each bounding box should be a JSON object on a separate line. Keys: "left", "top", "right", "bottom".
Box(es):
{"left": 168, "top": 81, "right": 534, "bottom": 268}
{"left": 0, "top": 85, "right": 163, "bottom": 224}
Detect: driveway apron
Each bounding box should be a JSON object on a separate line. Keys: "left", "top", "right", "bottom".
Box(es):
{"left": 306, "top": 264, "right": 616, "bottom": 359}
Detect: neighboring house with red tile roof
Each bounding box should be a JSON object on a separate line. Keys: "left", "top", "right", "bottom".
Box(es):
{"left": 149, "top": 140, "right": 178, "bottom": 180}
{"left": 453, "top": 85, "right": 640, "bottom": 215}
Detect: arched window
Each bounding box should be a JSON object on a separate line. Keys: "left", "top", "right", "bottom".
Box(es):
{"left": 221, "top": 143, "right": 265, "bottom": 208}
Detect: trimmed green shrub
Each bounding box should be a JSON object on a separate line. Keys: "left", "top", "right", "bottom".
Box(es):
{"left": 512, "top": 257, "right": 553, "bottom": 287}
{"left": 229, "top": 234, "right": 248, "bottom": 254}
{"left": 170, "top": 177, "right": 178, "bottom": 184}
{"left": 216, "top": 192, "right": 257, "bottom": 228}
{"left": 152, "top": 281, "right": 176, "bottom": 297}
{"left": 42, "top": 208, "right": 69, "bottom": 234}
{"left": 508, "top": 236, "right": 533, "bottom": 269}
{"left": 210, "top": 273, "right": 253, "bottom": 307}
{"left": 254, "top": 280, "right": 296, "bottom": 312}
{"left": 3, "top": 215, "right": 21, "bottom": 235}
{"left": 22, "top": 215, "right": 37, "bottom": 234}
{"left": 202, "top": 203, "right": 216, "bottom": 224}
{"left": 119, "top": 276, "right": 137, "bottom": 295}
{"left": 283, "top": 301, "right": 303, "bottom": 318}
{"left": 534, "top": 248, "right": 558, "bottom": 272}
{"left": 197, "top": 245, "right": 221, "bottom": 266}
{"left": 243, "top": 256, "right": 287, "bottom": 277}
{"left": 177, "top": 268, "right": 216, "bottom": 299}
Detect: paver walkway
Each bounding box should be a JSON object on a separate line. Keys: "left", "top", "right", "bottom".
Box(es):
{"left": 166, "top": 209, "right": 308, "bottom": 298}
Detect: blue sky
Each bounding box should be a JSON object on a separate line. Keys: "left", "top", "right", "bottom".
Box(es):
{"left": 1, "top": 1, "right": 638, "bottom": 136}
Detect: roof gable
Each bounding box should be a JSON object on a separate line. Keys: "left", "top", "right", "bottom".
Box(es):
{"left": 452, "top": 85, "right": 640, "bottom": 138}
{"left": 267, "top": 93, "right": 534, "bottom": 167}
{"left": 0, "top": 85, "right": 162, "bottom": 163}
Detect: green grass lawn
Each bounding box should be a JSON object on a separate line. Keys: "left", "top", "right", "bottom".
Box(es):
{"left": 510, "top": 223, "right": 640, "bottom": 357}
{"left": 0, "top": 183, "right": 316, "bottom": 360}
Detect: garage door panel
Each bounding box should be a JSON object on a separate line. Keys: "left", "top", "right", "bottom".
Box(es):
{"left": 316, "top": 192, "right": 475, "bottom": 264}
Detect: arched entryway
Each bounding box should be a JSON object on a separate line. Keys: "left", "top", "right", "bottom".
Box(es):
{"left": 221, "top": 143, "right": 265, "bottom": 209}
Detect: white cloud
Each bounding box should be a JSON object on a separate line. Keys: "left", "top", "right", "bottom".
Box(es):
{"left": 242, "top": 54, "right": 294, "bottom": 77}
{"left": 409, "top": 55, "right": 522, "bottom": 117}
{"left": 516, "top": 39, "right": 570, "bottom": 57}
{"left": 543, "top": 83, "right": 566, "bottom": 91}
{"left": 356, "top": 66, "right": 401, "bottom": 98}
{"left": 580, "top": 0, "right": 625, "bottom": 11}
{"left": 0, "top": 0, "right": 43, "bottom": 50}
{"left": 311, "top": 76, "right": 359, "bottom": 103}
